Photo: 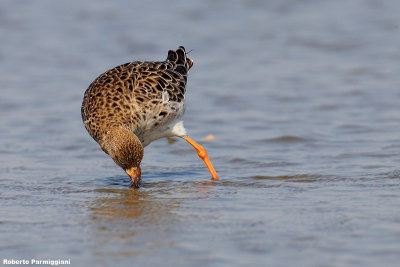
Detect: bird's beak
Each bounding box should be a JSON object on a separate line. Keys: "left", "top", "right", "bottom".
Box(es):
{"left": 126, "top": 167, "right": 141, "bottom": 188}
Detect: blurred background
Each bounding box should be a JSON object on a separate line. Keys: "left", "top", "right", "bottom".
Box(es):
{"left": 1, "top": 0, "right": 400, "bottom": 266}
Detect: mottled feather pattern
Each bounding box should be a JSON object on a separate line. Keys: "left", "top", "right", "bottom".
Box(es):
{"left": 81, "top": 46, "right": 192, "bottom": 145}
{"left": 81, "top": 46, "right": 218, "bottom": 185}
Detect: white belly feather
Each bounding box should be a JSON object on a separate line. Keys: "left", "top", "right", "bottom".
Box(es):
{"left": 134, "top": 100, "right": 187, "bottom": 147}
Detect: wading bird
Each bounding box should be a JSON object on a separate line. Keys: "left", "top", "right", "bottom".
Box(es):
{"left": 81, "top": 46, "right": 218, "bottom": 187}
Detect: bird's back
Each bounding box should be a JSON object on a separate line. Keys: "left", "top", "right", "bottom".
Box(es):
{"left": 81, "top": 46, "right": 193, "bottom": 145}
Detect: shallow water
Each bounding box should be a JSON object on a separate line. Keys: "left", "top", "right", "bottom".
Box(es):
{"left": 1, "top": 0, "right": 400, "bottom": 266}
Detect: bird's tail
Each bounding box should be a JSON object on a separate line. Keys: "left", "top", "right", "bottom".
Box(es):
{"left": 166, "top": 46, "right": 193, "bottom": 75}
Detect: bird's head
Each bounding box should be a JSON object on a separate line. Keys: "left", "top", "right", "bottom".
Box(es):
{"left": 101, "top": 127, "right": 144, "bottom": 187}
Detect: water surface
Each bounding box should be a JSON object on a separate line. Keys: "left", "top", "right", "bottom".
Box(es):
{"left": 1, "top": 0, "right": 400, "bottom": 266}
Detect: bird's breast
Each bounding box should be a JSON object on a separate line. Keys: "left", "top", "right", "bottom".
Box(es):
{"left": 134, "top": 102, "right": 186, "bottom": 147}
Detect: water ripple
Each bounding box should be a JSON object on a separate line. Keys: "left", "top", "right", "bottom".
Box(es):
{"left": 262, "top": 136, "right": 310, "bottom": 143}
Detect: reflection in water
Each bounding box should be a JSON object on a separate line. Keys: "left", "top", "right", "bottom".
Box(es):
{"left": 88, "top": 179, "right": 216, "bottom": 259}
{"left": 91, "top": 188, "right": 153, "bottom": 221}
{"left": 88, "top": 186, "right": 179, "bottom": 258}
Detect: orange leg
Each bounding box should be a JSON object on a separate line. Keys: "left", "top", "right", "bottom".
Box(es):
{"left": 184, "top": 136, "right": 219, "bottom": 180}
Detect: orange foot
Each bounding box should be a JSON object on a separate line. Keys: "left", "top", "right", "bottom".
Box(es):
{"left": 184, "top": 136, "right": 219, "bottom": 180}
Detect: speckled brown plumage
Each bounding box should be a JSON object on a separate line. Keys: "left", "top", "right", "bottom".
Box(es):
{"left": 81, "top": 46, "right": 218, "bottom": 187}
{"left": 82, "top": 46, "right": 191, "bottom": 144}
